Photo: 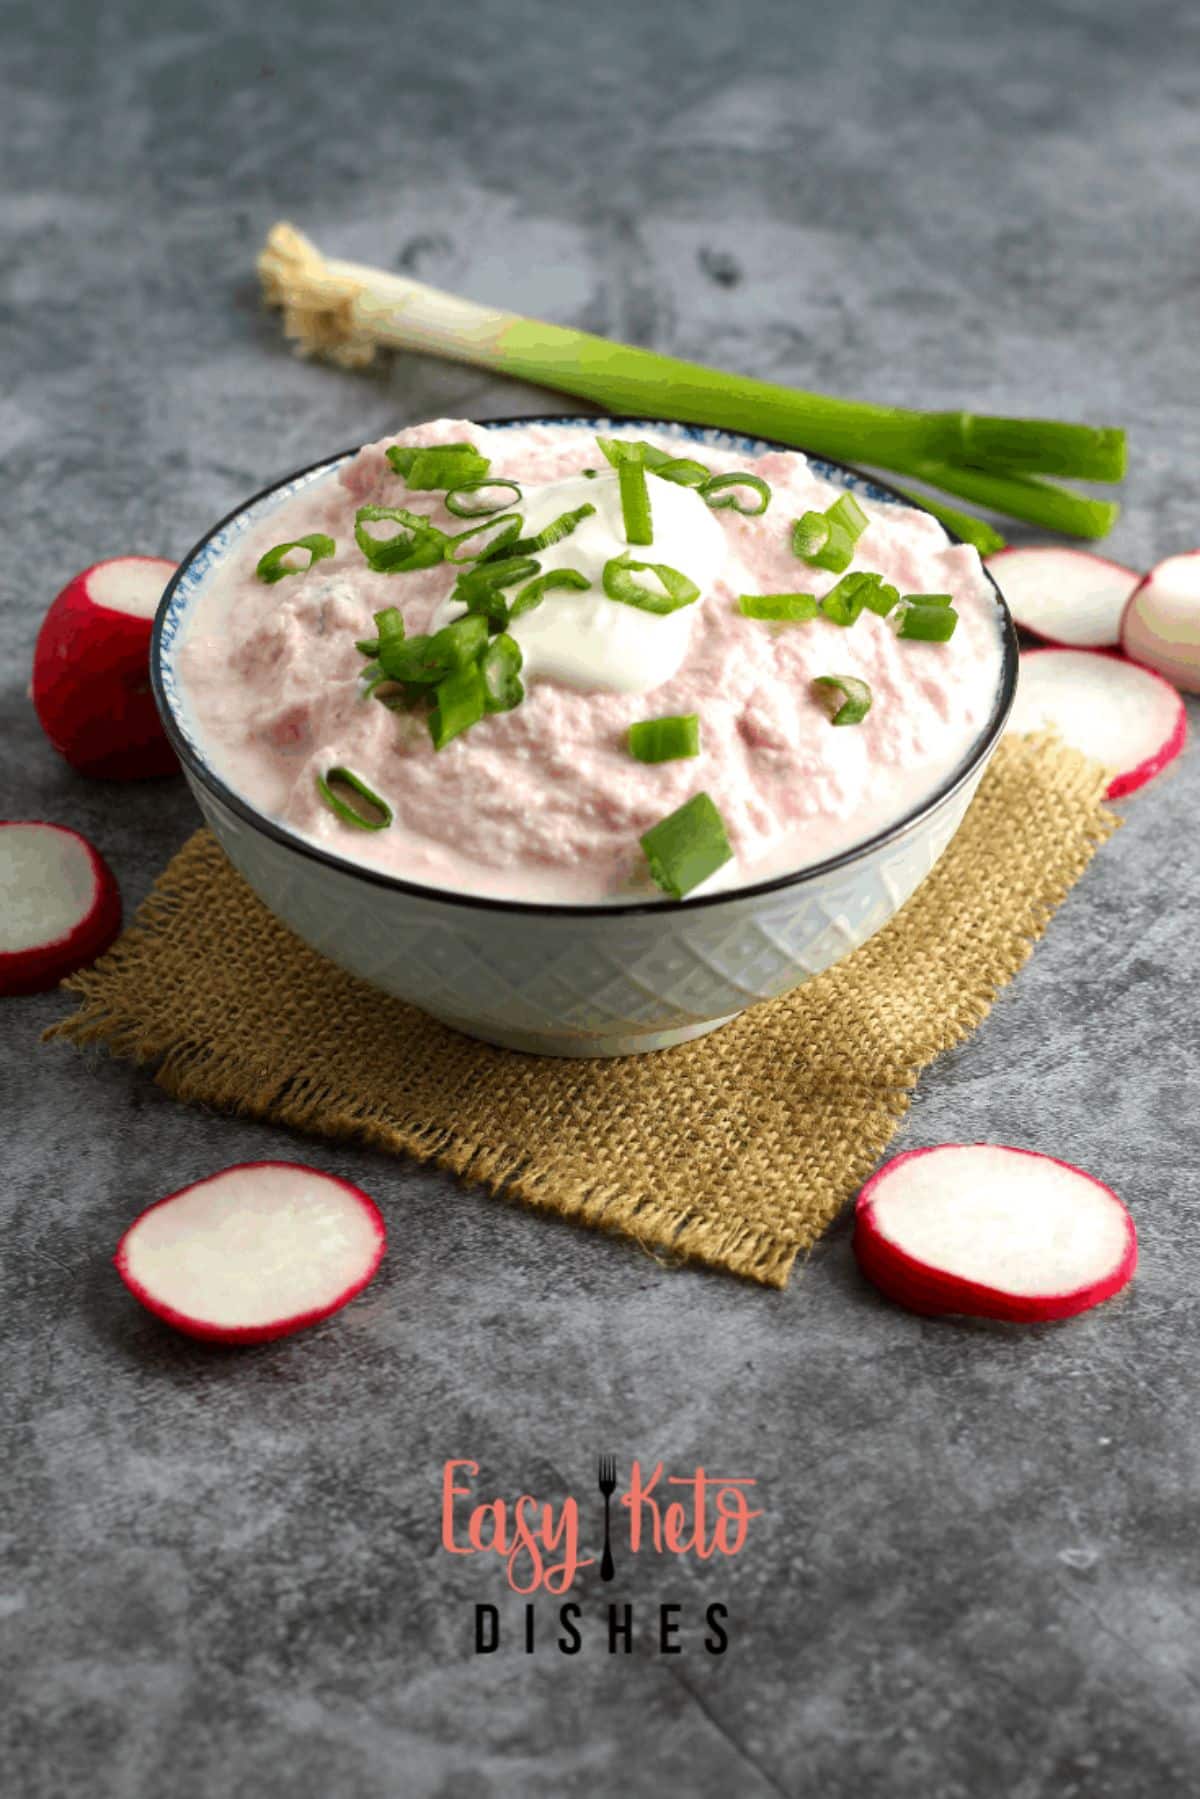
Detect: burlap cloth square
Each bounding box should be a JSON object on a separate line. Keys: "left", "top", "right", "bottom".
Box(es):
{"left": 47, "top": 734, "right": 1116, "bottom": 1287}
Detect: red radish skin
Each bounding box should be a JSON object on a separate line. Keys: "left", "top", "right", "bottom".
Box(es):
{"left": 986, "top": 546, "right": 1141, "bottom": 650}
{"left": 0, "top": 822, "right": 121, "bottom": 996}
{"left": 854, "top": 1145, "right": 1137, "bottom": 1323}
{"left": 32, "top": 556, "right": 179, "bottom": 779}
{"left": 1120, "top": 552, "right": 1200, "bottom": 694}
{"left": 114, "top": 1161, "right": 386, "bottom": 1344}
{"left": 986, "top": 546, "right": 1142, "bottom": 650}
{"left": 1009, "top": 646, "right": 1187, "bottom": 798}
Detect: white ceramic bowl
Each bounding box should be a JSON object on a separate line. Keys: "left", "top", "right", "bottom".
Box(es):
{"left": 152, "top": 417, "right": 1017, "bottom": 1057}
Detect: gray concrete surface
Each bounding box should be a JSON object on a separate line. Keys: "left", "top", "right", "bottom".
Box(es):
{"left": 3, "top": 0, "right": 1199, "bottom": 1793}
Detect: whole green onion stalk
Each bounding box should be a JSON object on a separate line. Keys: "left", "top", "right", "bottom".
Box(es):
{"left": 260, "top": 222, "right": 1125, "bottom": 541}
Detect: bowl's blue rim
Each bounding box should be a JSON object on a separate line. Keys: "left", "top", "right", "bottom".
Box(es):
{"left": 150, "top": 414, "right": 1019, "bottom": 919}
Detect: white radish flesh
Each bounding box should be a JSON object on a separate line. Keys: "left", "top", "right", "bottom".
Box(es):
{"left": 115, "top": 1162, "right": 386, "bottom": 1342}
{"left": 1009, "top": 647, "right": 1186, "bottom": 797}
{"left": 985, "top": 546, "right": 1141, "bottom": 649}
{"left": 1121, "top": 552, "right": 1200, "bottom": 694}
{"left": 0, "top": 822, "right": 121, "bottom": 995}
{"left": 854, "top": 1145, "right": 1136, "bottom": 1322}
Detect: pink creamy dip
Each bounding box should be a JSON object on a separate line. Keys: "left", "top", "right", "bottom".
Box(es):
{"left": 178, "top": 419, "right": 1006, "bottom": 903}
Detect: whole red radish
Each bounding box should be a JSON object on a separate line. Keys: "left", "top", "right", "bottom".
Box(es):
{"left": 1120, "top": 552, "right": 1200, "bottom": 694}
{"left": 115, "top": 1162, "right": 387, "bottom": 1343}
{"left": 854, "top": 1145, "right": 1136, "bottom": 1322}
{"left": 1008, "top": 646, "right": 1186, "bottom": 797}
{"left": 985, "top": 546, "right": 1141, "bottom": 649}
{"left": 32, "top": 556, "right": 178, "bottom": 778}
{"left": 0, "top": 821, "right": 121, "bottom": 995}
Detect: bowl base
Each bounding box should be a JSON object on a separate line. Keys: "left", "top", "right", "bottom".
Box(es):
{"left": 428, "top": 1008, "right": 742, "bottom": 1059}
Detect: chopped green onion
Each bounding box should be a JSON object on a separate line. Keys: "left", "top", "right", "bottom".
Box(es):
{"left": 443, "top": 477, "right": 522, "bottom": 518}
{"left": 429, "top": 661, "right": 487, "bottom": 749}
{"left": 791, "top": 513, "right": 830, "bottom": 560}
{"left": 640, "top": 792, "right": 733, "bottom": 900}
{"left": 816, "top": 521, "right": 859, "bottom": 573}
{"left": 444, "top": 513, "right": 524, "bottom": 565}
{"left": 793, "top": 492, "right": 869, "bottom": 573}
{"left": 356, "top": 606, "right": 407, "bottom": 663}
{"left": 812, "top": 675, "right": 873, "bottom": 726}
{"left": 737, "top": 592, "right": 818, "bottom": 622}
{"left": 375, "top": 632, "right": 448, "bottom": 684}
{"left": 618, "top": 458, "right": 653, "bottom": 545}
{"left": 826, "top": 492, "right": 868, "bottom": 538}
{"left": 582, "top": 467, "right": 598, "bottom": 477}
{"left": 316, "top": 767, "right": 393, "bottom": 831}
{"left": 894, "top": 602, "right": 959, "bottom": 642}
{"left": 428, "top": 612, "right": 489, "bottom": 671}
{"left": 699, "top": 472, "right": 771, "bottom": 515}
{"left": 354, "top": 505, "right": 447, "bottom": 573}
{"left": 650, "top": 456, "right": 711, "bottom": 488}
{"left": 820, "top": 572, "right": 874, "bottom": 627}
{"left": 860, "top": 580, "right": 900, "bottom": 618}
{"left": 509, "top": 567, "right": 591, "bottom": 620}
{"left": 255, "top": 534, "right": 336, "bottom": 584}
{"left": 386, "top": 442, "right": 490, "bottom": 489}
{"left": 595, "top": 436, "right": 674, "bottom": 469}
{"left": 488, "top": 503, "right": 595, "bottom": 560}
{"left": 453, "top": 555, "right": 543, "bottom": 629}
{"left": 480, "top": 633, "right": 524, "bottom": 712}
{"left": 602, "top": 553, "right": 700, "bottom": 615}
{"left": 627, "top": 714, "right": 700, "bottom": 763}
{"left": 902, "top": 591, "right": 953, "bottom": 607}
{"left": 374, "top": 605, "right": 406, "bottom": 645}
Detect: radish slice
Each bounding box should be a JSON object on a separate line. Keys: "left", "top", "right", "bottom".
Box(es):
{"left": 0, "top": 822, "right": 121, "bottom": 995}
{"left": 32, "top": 556, "right": 179, "bottom": 779}
{"left": 854, "top": 1145, "right": 1136, "bottom": 1322}
{"left": 1121, "top": 552, "right": 1200, "bottom": 694}
{"left": 985, "top": 546, "right": 1141, "bottom": 648}
{"left": 115, "top": 1162, "right": 386, "bottom": 1343}
{"left": 1009, "top": 647, "right": 1186, "bottom": 797}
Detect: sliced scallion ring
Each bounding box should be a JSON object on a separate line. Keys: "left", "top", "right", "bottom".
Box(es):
{"left": 354, "top": 505, "right": 447, "bottom": 573}
{"left": 386, "top": 442, "right": 490, "bottom": 489}
{"left": 794, "top": 490, "right": 869, "bottom": 572}
{"left": 429, "top": 661, "right": 487, "bottom": 749}
{"left": 255, "top": 534, "right": 336, "bottom": 584}
{"left": 640, "top": 792, "right": 733, "bottom": 899}
{"left": 649, "top": 456, "right": 711, "bottom": 488}
{"left": 820, "top": 571, "right": 874, "bottom": 627}
{"left": 428, "top": 612, "right": 489, "bottom": 671}
{"left": 618, "top": 458, "right": 653, "bottom": 545}
{"left": 627, "top": 714, "right": 700, "bottom": 763}
{"left": 812, "top": 675, "right": 873, "bottom": 726}
{"left": 443, "top": 477, "right": 522, "bottom": 518}
{"left": 893, "top": 602, "right": 959, "bottom": 642}
{"left": 602, "top": 552, "right": 700, "bottom": 615}
{"left": 316, "top": 767, "right": 393, "bottom": 831}
{"left": 488, "top": 503, "right": 596, "bottom": 560}
{"left": 699, "top": 472, "right": 771, "bottom": 515}
{"left": 791, "top": 513, "right": 830, "bottom": 560}
{"left": 508, "top": 567, "right": 591, "bottom": 621}
{"left": 444, "top": 513, "right": 524, "bottom": 565}
{"left": 737, "top": 592, "right": 818, "bottom": 622}
{"left": 480, "top": 633, "right": 525, "bottom": 713}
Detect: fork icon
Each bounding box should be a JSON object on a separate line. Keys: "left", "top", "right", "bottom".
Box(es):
{"left": 597, "top": 1456, "right": 618, "bottom": 1582}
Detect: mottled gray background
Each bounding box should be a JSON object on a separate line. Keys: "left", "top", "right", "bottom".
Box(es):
{"left": 3, "top": 0, "right": 1199, "bottom": 1793}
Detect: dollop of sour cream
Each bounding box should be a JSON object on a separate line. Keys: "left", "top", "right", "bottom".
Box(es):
{"left": 429, "top": 469, "right": 728, "bottom": 695}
